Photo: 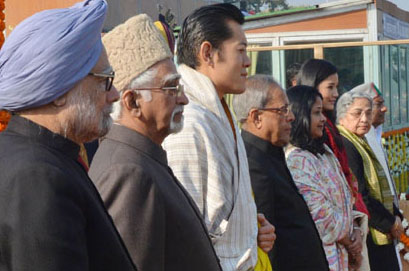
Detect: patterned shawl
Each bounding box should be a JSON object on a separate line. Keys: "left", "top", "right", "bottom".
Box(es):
{"left": 338, "top": 125, "right": 394, "bottom": 245}
{"left": 324, "top": 116, "right": 369, "bottom": 216}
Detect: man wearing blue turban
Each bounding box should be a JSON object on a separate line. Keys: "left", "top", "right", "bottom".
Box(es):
{"left": 0, "top": 1, "right": 137, "bottom": 270}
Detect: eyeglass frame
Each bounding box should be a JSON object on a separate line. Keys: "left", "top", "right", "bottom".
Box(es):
{"left": 257, "top": 104, "right": 292, "bottom": 116}
{"left": 372, "top": 98, "right": 385, "bottom": 108}
{"left": 88, "top": 71, "right": 115, "bottom": 92}
{"left": 347, "top": 109, "right": 372, "bottom": 119}
{"left": 131, "top": 84, "right": 185, "bottom": 98}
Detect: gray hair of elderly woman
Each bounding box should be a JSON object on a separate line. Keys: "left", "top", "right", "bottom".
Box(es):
{"left": 233, "top": 75, "right": 282, "bottom": 124}
{"left": 349, "top": 82, "right": 380, "bottom": 99}
{"left": 336, "top": 89, "right": 373, "bottom": 124}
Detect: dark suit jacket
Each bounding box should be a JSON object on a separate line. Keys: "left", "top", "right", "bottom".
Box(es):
{"left": 0, "top": 116, "right": 136, "bottom": 271}
{"left": 242, "top": 130, "right": 329, "bottom": 271}
{"left": 342, "top": 134, "right": 401, "bottom": 271}
{"left": 341, "top": 136, "right": 401, "bottom": 233}
{"left": 89, "top": 124, "right": 222, "bottom": 271}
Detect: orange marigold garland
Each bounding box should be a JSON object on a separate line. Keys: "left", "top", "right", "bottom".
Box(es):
{"left": 0, "top": 0, "right": 4, "bottom": 49}
{"left": 398, "top": 194, "right": 409, "bottom": 262}
{"left": 0, "top": 110, "right": 11, "bottom": 132}
{"left": 0, "top": 1, "right": 9, "bottom": 132}
{"left": 400, "top": 233, "right": 409, "bottom": 247}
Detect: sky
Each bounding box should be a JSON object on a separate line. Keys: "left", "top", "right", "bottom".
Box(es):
{"left": 286, "top": 0, "right": 409, "bottom": 11}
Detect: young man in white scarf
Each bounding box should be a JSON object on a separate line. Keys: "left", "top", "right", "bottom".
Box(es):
{"left": 163, "top": 4, "right": 275, "bottom": 271}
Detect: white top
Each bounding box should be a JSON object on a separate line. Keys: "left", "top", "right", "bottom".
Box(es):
{"left": 365, "top": 125, "right": 402, "bottom": 271}
{"left": 365, "top": 126, "right": 398, "bottom": 202}
{"left": 163, "top": 64, "right": 258, "bottom": 271}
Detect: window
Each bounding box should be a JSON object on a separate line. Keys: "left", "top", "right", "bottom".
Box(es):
{"left": 390, "top": 45, "right": 400, "bottom": 125}
{"left": 381, "top": 45, "right": 392, "bottom": 127}
{"left": 324, "top": 46, "right": 364, "bottom": 96}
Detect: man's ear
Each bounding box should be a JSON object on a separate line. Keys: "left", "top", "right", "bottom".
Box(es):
{"left": 198, "top": 41, "right": 215, "bottom": 67}
{"left": 248, "top": 108, "right": 262, "bottom": 129}
{"left": 122, "top": 90, "right": 141, "bottom": 117}
{"left": 53, "top": 94, "right": 67, "bottom": 107}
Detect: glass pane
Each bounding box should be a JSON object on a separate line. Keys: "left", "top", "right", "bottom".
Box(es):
{"left": 256, "top": 51, "right": 272, "bottom": 75}
{"left": 284, "top": 49, "right": 313, "bottom": 89}
{"left": 247, "top": 44, "right": 272, "bottom": 76}
{"left": 381, "top": 45, "right": 392, "bottom": 127}
{"left": 400, "top": 46, "right": 407, "bottom": 124}
{"left": 390, "top": 45, "right": 400, "bottom": 125}
{"left": 324, "top": 47, "right": 364, "bottom": 96}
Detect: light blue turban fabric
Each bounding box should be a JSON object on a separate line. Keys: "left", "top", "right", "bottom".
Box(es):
{"left": 0, "top": 0, "right": 107, "bottom": 111}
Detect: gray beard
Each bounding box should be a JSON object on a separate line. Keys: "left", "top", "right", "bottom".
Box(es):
{"left": 61, "top": 85, "right": 113, "bottom": 143}
{"left": 169, "top": 106, "right": 184, "bottom": 134}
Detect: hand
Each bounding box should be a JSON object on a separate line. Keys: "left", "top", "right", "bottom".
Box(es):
{"left": 338, "top": 234, "right": 352, "bottom": 246}
{"left": 257, "top": 213, "right": 276, "bottom": 253}
{"left": 346, "top": 229, "right": 363, "bottom": 256}
{"left": 391, "top": 216, "right": 404, "bottom": 239}
{"left": 348, "top": 250, "right": 363, "bottom": 270}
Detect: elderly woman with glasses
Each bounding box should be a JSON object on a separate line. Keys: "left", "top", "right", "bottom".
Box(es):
{"left": 285, "top": 85, "right": 358, "bottom": 271}
{"left": 336, "top": 89, "right": 403, "bottom": 271}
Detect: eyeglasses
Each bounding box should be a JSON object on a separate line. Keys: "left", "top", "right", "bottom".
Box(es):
{"left": 131, "top": 84, "right": 185, "bottom": 97}
{"left": 88, "top": 71, "right": 115, "bottom": 92}
{"left": 348, "top": 110, "right": 372, "bottom": 119}
{"left": 258, "top": 105, "right": 292, "bottom": 116}
{"left": 373, "top": 101, "right": 385, "bottom": 108}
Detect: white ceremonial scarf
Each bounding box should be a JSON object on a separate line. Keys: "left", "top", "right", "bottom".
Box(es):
{"left": 163, "top": 64, "right": 258, "bottom": 271}
{"left": 365, "top": 126, "right": 398, "bottom": 202}
{"left": 365, "top": 125, "right": 402, "bottom": 271}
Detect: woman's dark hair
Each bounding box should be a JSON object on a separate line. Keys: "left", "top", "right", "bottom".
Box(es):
{"left": 177, "top": 3, "right": 244, "bottom": 68}
{"left": 287, "top": 85, "right": 326, "bottom": 156}
{"left": 297, "top": 58, "right": 337, "bottom": 89}
{"left": 297, "top": 58, "right": 338, "bottom": 123}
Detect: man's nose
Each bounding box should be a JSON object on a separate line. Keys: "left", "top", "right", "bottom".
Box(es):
{"left": 243, "top": 54, "right": 251, "bottom": 68}
{"left": 107, "top": 84, "right": 120, "bottom": 103}
{"left": 287, "top": 110, "right": 295, "bottom": 122}
{"left": 381, "top": 105, "right": 388, "bottom": 113}
{"left": 177, "top": 91, "right": 189, "bottom": 105}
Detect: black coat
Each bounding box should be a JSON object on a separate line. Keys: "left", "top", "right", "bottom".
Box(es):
{"left": 341, "top": 135, "right": 400, "bottom": 271}
{"left": 0, "top": 116, "right": 136, "bottom": 271}
{"left": 242, "top": 130, "right": 329, "bottom": 271}
{"left": 89, "top": 124, "right": 222, "bottom": 271}
{"left": 341, "top": 136, "right": 401, "bottom": 232}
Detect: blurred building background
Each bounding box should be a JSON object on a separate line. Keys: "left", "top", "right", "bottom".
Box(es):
{"left": 2, "top": 0, "right": 225, "bottom": 35}
{"left": 243, "top": 0, "right": 409, "bottom": 131}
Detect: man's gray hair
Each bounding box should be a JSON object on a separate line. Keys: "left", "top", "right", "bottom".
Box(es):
{"left": 111, "top": 66, "right": 158, "bottom": 121}
{"left": 232, "top": 75, "right": 281, "bottom": 123}
{"left": 336, "top": 89, "right": 373, "bottom": 123}
{"left": 349, "top": 82, "right": 380, "bottom": 99}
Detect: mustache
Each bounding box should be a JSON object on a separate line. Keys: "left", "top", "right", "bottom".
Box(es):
{"left": 103, "top": 105, "right": 113, "bottom": 116}
{"left": 172, "top": 105, "right": 184, "bottom": 115}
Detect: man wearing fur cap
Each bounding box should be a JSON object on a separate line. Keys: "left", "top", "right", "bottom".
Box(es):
{"left": 89, "top": 14, "right": 222, "bottom": 270}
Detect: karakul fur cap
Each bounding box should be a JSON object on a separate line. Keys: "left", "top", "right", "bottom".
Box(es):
{"left": 103, "top": 14, "right": 172, "bottom": 92}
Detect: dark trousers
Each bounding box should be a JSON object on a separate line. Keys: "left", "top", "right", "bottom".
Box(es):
{"left": 367, "top": 234, "right": 400, "bottom": 271}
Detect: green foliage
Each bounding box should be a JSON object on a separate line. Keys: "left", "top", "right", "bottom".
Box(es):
{"left": 224, "top": 0, "right": 289, "bottom": 13}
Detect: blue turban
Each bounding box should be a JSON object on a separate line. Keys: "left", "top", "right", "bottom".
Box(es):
{"left": 0, "top": 0, "right": 107, "bottom": 111}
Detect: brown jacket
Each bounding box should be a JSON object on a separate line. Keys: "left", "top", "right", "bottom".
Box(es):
{"left": 89, "top": 124, "right": 221, "bottom": 271}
